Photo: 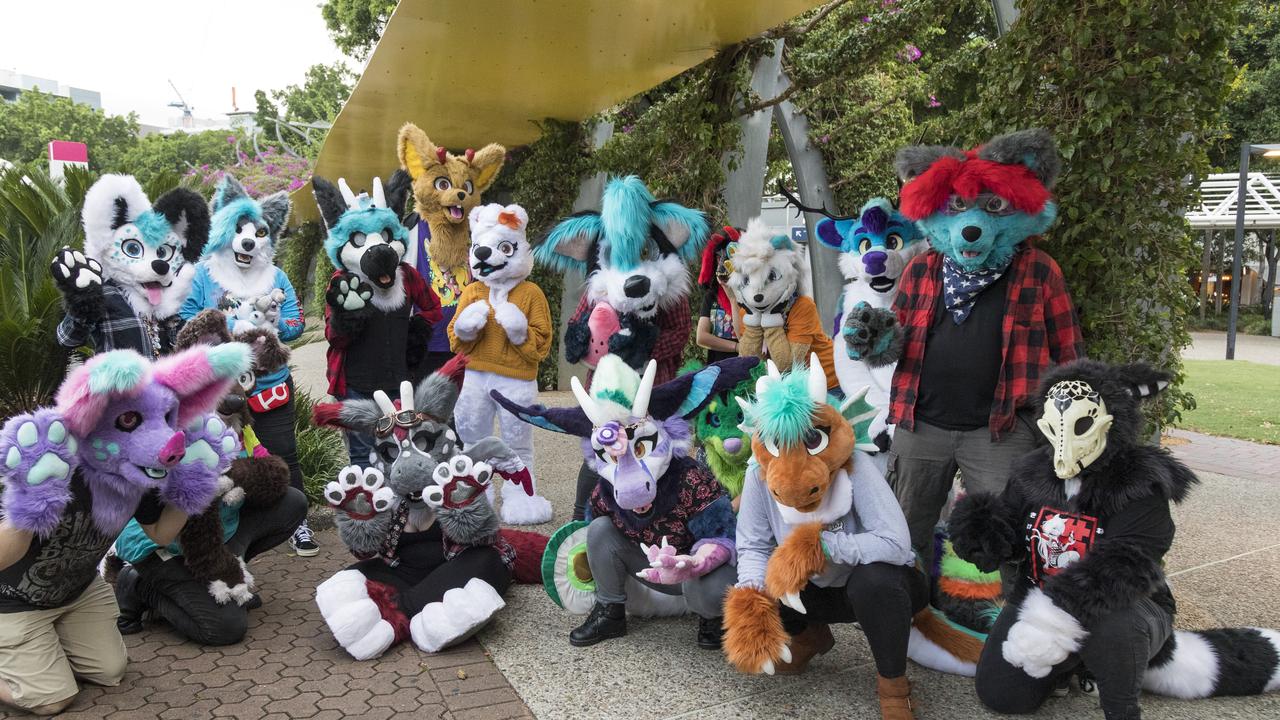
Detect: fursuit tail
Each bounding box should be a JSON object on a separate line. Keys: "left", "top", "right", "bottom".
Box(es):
{"left": 907, "top": 606, "right": 987, "bottom": 677}
{"left": 1143, "top": 628, "right": 1280, "bottom": 698}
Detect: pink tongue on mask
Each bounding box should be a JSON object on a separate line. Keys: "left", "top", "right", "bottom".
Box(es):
{"left": 146, "top": 285, "right": 164, "bottom": 305}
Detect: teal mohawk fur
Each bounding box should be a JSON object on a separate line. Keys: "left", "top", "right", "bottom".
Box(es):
{"left": 742, "top": 367, "right": 817, "bottom": 448}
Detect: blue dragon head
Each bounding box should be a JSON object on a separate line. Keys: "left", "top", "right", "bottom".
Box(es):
{"left": 312, "top": 171, "right": 413, "bottom": 289}
{"left": 815, "top": 198, "right": 927, "bottom": 297}
{"left": 896, "top": 129, "right": 1062, "bottom": 272}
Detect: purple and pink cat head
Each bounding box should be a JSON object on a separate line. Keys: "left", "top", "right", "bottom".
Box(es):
{"left": 55, "top": 344, "right": 250, "bottom": 491}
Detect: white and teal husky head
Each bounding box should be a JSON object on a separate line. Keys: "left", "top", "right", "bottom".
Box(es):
{"left": 82, "top": 174, "right": 210, "bottom": 318}
{"left": 203, "top": 176, "right": 291, "bottom": 298}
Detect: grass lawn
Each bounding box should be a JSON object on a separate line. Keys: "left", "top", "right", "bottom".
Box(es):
{"left": 1180, "top": 359, "right": 1280, "bottom": 444}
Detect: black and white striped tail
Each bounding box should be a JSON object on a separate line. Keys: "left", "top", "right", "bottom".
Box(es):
{"left": 1143, "top": 628, "right": 1280, "bottom": 698}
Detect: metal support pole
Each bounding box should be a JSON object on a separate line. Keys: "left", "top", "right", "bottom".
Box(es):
{"left": 556, "top": 121, "right": 614, "bottom": 389}
{"left": 1228, "top": 143, "right": 1249, "bottom": 360}
{"left": 990, "top": 0, "right": 1021, "bottom": 35}
{"left": 723, "top": 39, "right": 785, "bottom": 227}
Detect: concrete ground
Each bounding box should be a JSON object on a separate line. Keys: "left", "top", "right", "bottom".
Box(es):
{"left": 1185, "top": 331, "right": 1280, "bottom": 364}
{"left": 12, "top": 343, "right": 1269, "bottom": 719}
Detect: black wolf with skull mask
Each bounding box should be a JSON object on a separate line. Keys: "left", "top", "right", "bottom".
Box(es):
{"left": 949, "top": 360, "right": 1280, "bottom": 716}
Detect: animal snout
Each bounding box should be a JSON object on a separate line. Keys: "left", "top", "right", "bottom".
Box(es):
{"left": 159, "top": 431, "right": 186, "bottom": 468}
{"left": 723, "top": 437, "right": 743, "bottom": 454}
{"left": 151, "top": 259, "right": 170, "bottom": 275}
{"left": 962, "top": 226, "right": 983, "bottom": 243}
{"left": 456, "top": 191, "right": 466, "bottom": 201}
{"left": 241, "top": 238, "right": 256, "bottom": 251}
{"left": 473, "top": 245, "right": 493, "bottom": 261}
{"left": 862, "top": 250, "right": 888, "bottom": 274}
{"left": 623, "top": 275, "right": 651, "bottom": 299}
{"left": 753, "top": 293, "right": 765, "bottom": 303}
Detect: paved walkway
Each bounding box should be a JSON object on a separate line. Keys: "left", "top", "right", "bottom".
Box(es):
{"left": 1185, "top": 330, "right": 1280, "bottom": 364}
{"left": 1167, "top": 428, "right": 1280, "bottom": 483}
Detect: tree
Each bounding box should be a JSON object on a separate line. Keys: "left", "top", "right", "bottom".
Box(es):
{"left": 1216, "top": 0, "right": 1280, "bottom": 167}
{"left": 0, "top": 90, "right": 139, "bottom": 172}
{"left": 116, "top": 130, "right": 240, "bottom": 187}
{"left": 253, "top": 63, "right": 355, "bottom": 158}
{"left": 320, "top": 0, "right": 398, "bottom": 60}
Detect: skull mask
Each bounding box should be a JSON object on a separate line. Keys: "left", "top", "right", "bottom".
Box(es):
{"left": 1038, "top": 380, "right": 1114, "bottom": 479}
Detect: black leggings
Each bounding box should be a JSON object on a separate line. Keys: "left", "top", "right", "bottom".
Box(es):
{"left": 778, "top": 562, "right": 929, "bottom": 679}
{"left": 251, "top": 378, "right": 304, "bottom": 494}
{"left": 572, "top": 462, "right": 595, "bottom": 521}
{"left": 975, "top": 594, "right": 1172, "bottom": 718}
{"left": 134, "top": 487, "right": 309, "bottom": 645}
{"left": 351, "top": 538, "right": 511, "bottom": 616}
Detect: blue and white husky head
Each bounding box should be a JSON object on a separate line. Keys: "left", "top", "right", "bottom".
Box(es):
{"left": 203, "top": 176, "right": 291, "bottom": 297}
{"left": 815, "top": 198, "right": 926, "bottom": 297}
{"left": 535, "top": 176, "right": 708, "bottom": 319}
{"left": 313, "top": 171, "right": 413, "bottom": 305}
{"left": 82, "top": 174, "right": 210, "bottom": 318}
{"left": 724, "top": 217, "right": 809, "bottom": 315}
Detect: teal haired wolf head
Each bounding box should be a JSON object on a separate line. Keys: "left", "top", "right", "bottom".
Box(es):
{"left": 313, "top": 172, "right": 413, "bottom": 288}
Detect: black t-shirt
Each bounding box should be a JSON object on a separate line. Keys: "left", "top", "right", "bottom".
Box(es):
{"left": 915, "top": 271, "right": 1010, "bottom": 431}
{"left": 700, "top": 291, "right": 737, "bottom": 364}
{"left": 0, "top": 473, "right": 163, "bottom": 612}
{"left": 345, "top": 302, "right": 411, "bottom": 397}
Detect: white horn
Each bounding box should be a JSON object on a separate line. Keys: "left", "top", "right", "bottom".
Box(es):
{"left": 631, "top": 361, "right": 657, "bottom": 418}
{"left": 372, "top": 390, "right": 397, "bottom": 416}
{"left": 807, "top": 353, "right": 827, "bottom": 403}
{"left": 372, "top": 177, "right": 386, "bottom": 209}
{"left": 399, "top": 380, "right": 414, "bottom": 413}
{"left": 766, "top": 360, "right": 781, "bottom": 379}
{"left": 337, "top": 178, "right": 359, "bottom": 209}
{"left": 571, "top": 376, "right": 610, "bottom": 427}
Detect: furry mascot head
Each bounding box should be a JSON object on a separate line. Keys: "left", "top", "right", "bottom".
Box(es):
{"left": 814, "top": 198, "right": 927, "bottom": 299}
{"left": 724, "top": 217, "right": 809, "bottom": 317}
{"left": 690, "top": 360, "right": 766, "bottom": 499}
{"left": 468, "top": 203, "right": 533, "bottom": 290}
{"left": 397, "top": 123, "right": 506, "bottom": 271}
{"left": 896, "top": 128, "right": 1060, "bottom": 273}
{"left": 79, "top": 174, "right": 210, "bottom": 319}
{"left": 203, "top": 175, "right": 291, "bottom": 301}
{"left": 313, "top": 171, "right": 414, "bottom": 295}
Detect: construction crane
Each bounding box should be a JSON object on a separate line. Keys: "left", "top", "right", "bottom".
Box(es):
{"left": 167, "top": 80, "right": 193, "bottom": 128}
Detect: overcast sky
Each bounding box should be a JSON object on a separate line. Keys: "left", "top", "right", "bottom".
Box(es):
{"left": 1, "top": 0, "right": 351, "bottom": 126}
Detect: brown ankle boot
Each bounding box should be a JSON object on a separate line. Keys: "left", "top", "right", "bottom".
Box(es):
{"left": 877, "top": 674, "right": 915, "bottom": 720}
{"left": 774, "top": 623, "right": 835, "bottom": 675}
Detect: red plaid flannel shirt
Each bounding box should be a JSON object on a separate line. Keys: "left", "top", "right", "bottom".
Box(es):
{"left": 570, "top": 295, "right": 691, "bottom": 386}
{"left": 888, "top": 245, "right": 1083, "bottom": 440}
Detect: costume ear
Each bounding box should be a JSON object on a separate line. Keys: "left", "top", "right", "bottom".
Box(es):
{"left": 1114, "top": 363, "right": 1172, "bottom": 399}
{"left": 175, "top": 309, "right": 233, "bottom": 351}
{"left": 978, "top": 128, "right": 1061, "bottom": 189}
{"left": 499, "top": 204, "right": 528, "bottom": 231}
{"left": 384, "top": 169, "right": 413, "bottom": 218}
{"left": 313, "top": 398, "right": 382, "bottom": 433}
{"left": 152, "top": 342, "right": 252, "bottom": 427}
{"left": 649, "top": 200, "right": 709, "bottom": 260}
{"left": 894, "top": 144, "right": 965, "bottom": 182}
{"left": 468, "top": 143, "right": 506, "bottom": 194}
{"left": 311, "top": 175, "right": 347, "bottom": 231}
{"left": 258, "top": 192, "right": 291, "bottom": 237}
{"left": 815, "top": 218, "right": 848, "bottom": 250}
{"left": 397, "top": 123, "right": 439, "bottom": 181}
{"left": 413, "top": 354, "right": 467, "bottom": 421}
{"left": 648, "top": 356, "right": 762, "bottom": 421}
{"left": 213, "top": 175, "right": 248, "bottom": 213}
{"left": 770, "top": 234, "right": 794, "bottom": 251}
{"left": 55, "top": 350, "right": 153, "bottom": 436}
{"left": 491, "top": 390, "right": 594, "bottom": 437}
{"left": 536, "top": 211, "right": 601, "bottom": 274}
{"left": 153, "top": 187, "right": 211, "bottom": 264}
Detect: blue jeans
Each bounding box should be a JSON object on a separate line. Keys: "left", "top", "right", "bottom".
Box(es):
{"left": 341, "top": 389, "right": 376, "bottom": 468}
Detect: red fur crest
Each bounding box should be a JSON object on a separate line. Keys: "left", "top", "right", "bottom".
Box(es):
{"left": 900, "top": 150, "right": 1051, "bottom": 221}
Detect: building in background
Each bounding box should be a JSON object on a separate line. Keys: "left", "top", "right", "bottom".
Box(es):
{"left": 0, "top": 69, "right": 101, "bottom": 109}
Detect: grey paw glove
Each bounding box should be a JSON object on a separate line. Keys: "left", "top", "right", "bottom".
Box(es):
{"left": 841, "top": 302, "right": 903, "bottom": 368}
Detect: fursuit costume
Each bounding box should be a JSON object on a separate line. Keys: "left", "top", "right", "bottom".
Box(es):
{"left": 950, "top": 360, "right": 1280, "bottom": 719}
{"left": 314, "top": 172, "right": 443, "bottom": 467}
{"left": 111, "top": 310, "right": 304, "bottom": 646}
{"left": 724, "top": 358, "right": 978, "bottom": 720}
{"left": 494, "top": 355, "right": 756, "bottom": 650}
{"left": 686, "top": 358, "right": 766, "bottom": 502}
{"left": 398, "top": 123, "right": 506, "bottom": 374}
{"left": 725, "top": 218, "right": 836, "bottom": 387}
{"left": 847, "top": 129, "right": 1084, "bottom": 568}
{"left": 312, "top": 357, "right": 545, "bottom": 660}
{"left": 52, "top": 174, "right": 210, "bottom": 358}
{"left": 447, "top": 203, "right": 553, "bottom": 525}
{"left": 0, "top": 344, "right": 246, "bottom": 709}
{"left": 536, "top": 176, "right": 709, "bottom": 519}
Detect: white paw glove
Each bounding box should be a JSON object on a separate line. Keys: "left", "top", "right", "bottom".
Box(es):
{"left": 1001, "top": 588, "right": 1088, "bottom": 678}
{"left": 493, "top": 301, "right": 528, "bottom": 346}
{"left": 453, "top": 300, "right": 491, "bottom": 342}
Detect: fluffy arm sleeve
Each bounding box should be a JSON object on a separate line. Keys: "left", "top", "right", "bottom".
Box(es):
{"left": 949, "top": 465, "right": 1027, "bottom": 573}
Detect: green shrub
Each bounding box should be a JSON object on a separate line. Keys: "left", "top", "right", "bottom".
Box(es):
{"left": 290, "top": 383, "right": 347, "bottom": 504}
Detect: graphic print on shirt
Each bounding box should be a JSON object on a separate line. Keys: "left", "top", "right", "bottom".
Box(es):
{"left": 1026, "top": 506, "right": 1098, "bottom": 585}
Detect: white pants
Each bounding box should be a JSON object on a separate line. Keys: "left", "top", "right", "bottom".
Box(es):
{"left": 454, "top": 369, "right": 536, "bottom": 472}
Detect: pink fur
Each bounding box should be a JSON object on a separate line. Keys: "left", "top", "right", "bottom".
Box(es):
{"left": 56, "top": 353, "right": 150, "bottom": 437}
{"left": 152, "top": 349, "right": 235, "bottom": 427}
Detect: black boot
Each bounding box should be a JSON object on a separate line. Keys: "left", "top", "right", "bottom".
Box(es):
{"left": 697, "top": 616, "right": 724, "bottom": 650}
{"left": 569, "top": 602, "right": 626, "bottom": 647}
{"left": 115, "top": 564, "right": 146, "bottom": 635}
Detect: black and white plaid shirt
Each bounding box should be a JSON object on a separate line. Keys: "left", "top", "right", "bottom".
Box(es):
{"left": 56, "top": 281, "right": 182, "bottom": 359}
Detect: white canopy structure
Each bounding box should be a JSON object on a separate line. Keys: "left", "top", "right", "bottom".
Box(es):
{"left": 1188, "top": 172, "right": 1280, "bottom": 230}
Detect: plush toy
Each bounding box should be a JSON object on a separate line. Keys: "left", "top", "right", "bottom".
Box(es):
{"left": 949, "top": 360, "right": 1280, "bottom": 718}
{"left": 52, "top": 175, "right": 210, "bottom": 358}
{"left": 724, "top": 218, "right": 833, "bottom": 388}
{"left": 312, "top": 356, "right": 546, "bottom": 660}
{"left": 537, "top": 176, "right": 709, "bottom": 383}
{"left": 314, "top": 172, "right": 443, "bottom": 431}
{"left": 725, "top": 358, "right": 980, "bottom": 720}
{"left": 801, "top": 194, "right": 927, "bottom": 449}
{"left": 494, "top": 355, "right": 756, "bottom": 650}
{"left": 448, "top": 203, "right": 553, "bottom": 525}
{"left": 398, "top": 124, "right": 506, "bottom": 369}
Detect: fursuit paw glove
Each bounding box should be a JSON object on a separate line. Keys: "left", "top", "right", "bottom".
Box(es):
{"left": 842, "top": 302, "right": 902, "bottom": 368}
{"left": 325, "top": 466, "right": 398, "bottom": 557}
{"left": 317, "top": 570, "right": 401, "bottom": 661}
{"left": 765, "top": 522, "right": 826, "bottom": 614}
{"left": 0, "top": 409, "right": 78, "bottom": 536}
{"left": 326, "top": 272, "right": 373, "bottom": 312}
{"left": 736, "top": 322, "right": 764, "bottom": 358}
{"left": 493, "top": 301, "right": 529, "bottom": 346}
{"left": 163, "top": 415, "right": 240, "bottom": 516}
{"left": 1001, "top": 588, "right": 1088, "bottom": 678}
{"left": 453, "top": 299, "right": 491, "bottom": 342}
{"left": 636, "top": 537, "right": 731, "bottom": 584}
{"left": 723, "top": 585, "right": 792, "bottom": 675}
{"left": 50, "top": 247, "right": 104, "bottom": 324}
{"left": 761, "top": 326, "right": 793, "bottom": 368}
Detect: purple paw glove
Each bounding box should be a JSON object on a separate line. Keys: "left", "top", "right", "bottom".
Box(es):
{"left": 0, "top": 409, "right": 79, "bottom": 536}
{"left": 635, "top": 537, "right": 702, "bottom": 585}
{"left": 164, "top": 414, "right": 240, "bottom": 515}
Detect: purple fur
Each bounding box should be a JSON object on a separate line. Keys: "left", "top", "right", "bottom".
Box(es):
{"left": 85, "top": 473, "right": 149, "bottom": 536}
{"left": 0, "top": 409, "right": 78, "bottom": 536}
{"left": 860, "top": 204, "right": 889, "bottom": 236}
{"left": 162, "top": 413, "right": 238, "bottom": 514}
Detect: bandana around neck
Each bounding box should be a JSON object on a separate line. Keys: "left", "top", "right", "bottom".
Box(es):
{"left": 942, "top": 255, "right": 1007, "bottom": 324}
